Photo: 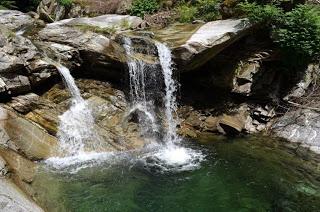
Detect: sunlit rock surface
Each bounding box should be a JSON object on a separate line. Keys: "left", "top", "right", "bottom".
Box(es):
{"left": 37, "top": 0, "right": 133, "bottom": 22}
{"left": 171, "top": 19, "right": 252, "bottom": 71}
{"left": 0, "top": 105, "right": 58, "bottom": 160}
{"left": 0, "top": 10, "right": 34, "bottom": 31}
{"left": 273, "top": 109, "right": 320, "bottom": 154}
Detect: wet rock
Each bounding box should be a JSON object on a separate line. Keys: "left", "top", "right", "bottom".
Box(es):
{"left": 0, "top": 10, "right": 34, "bottom": 31}
{"left": 217, "top": 114, "right": 246, "bottom": 135}
{"left": 272, "top": 109, "right": 320, "bottom": 155}
{"left": 25, "top": 79, "right": 146, "bottom": 152}
{"left": 204, "top": 116, "right": 219, "bottom": 132}
{"left": 232, "top": 62, "right": 261, "bottom": 96}
{"left": 0, "top": 105, "right": 58, "bottom": 160}
{"left": 0, "top": 178, "right": 43, "bottom": 212}
{"left": 184, "top": 111, "right": 203, "bottom": 130}
{"left": 284, "top": 64, "right": 320, "bottom": 101}
{"left": 173, "top": 19, "right": 252, "bottom": 71}
{"left": 178, "top": 123, "right": 198, "bottom": 138}
{"left": 7, "top": 93, "right": 40, "bottom": 114}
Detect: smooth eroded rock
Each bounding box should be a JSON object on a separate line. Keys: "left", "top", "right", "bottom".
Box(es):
{"left": 0, "top": 105, "right": 58, "bottom": 160}
{"left": 0, "top": 178, "right": 43, "bottom": 212}
{"left": 272, "top": 109, "right": 320, "bottom": 154}
{"left": 173, "top": 19, "right": 252, "bottom": 71}
{"left": 0, "top": 10, "right": 34, "bottom": 31}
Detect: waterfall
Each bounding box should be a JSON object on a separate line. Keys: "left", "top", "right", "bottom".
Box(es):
{"left": 122, "top": 37, "right": 159, "bottom": 136}
{"left": 156, "top": 42, "right": 180, "bottom": 145}
{"left": 54, "top": 63, "right": 100, "bottom": 155}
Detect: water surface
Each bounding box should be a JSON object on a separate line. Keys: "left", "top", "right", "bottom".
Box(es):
{"left": 32, "top": 136, "right": 320, "bottom": 212}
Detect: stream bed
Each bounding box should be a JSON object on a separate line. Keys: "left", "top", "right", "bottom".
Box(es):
{"left": 32, "top": 136, "right": 320, "bottom": 212}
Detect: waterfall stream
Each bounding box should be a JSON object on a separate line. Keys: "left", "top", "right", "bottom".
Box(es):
{"left": 122, "top": 37, "right": 159, "bottom": 137}
{"left": 123, "top": 38, "right": 203, "bottom": 170}
{"left": 156, "top": 42, "right": 179, "bottom": 145}
{"left": 46, "top": 39, "right": 203, "bottom": 171}
{"left": 54, "top": 63, "right": 100, "bottom": 156}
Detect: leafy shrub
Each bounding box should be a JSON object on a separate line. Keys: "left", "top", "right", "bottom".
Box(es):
{"left": 177, "top": 4, "right": 198, "bottom": 22}
{"left": 130, "top": 0, "right": 159, "bottom": 18}
{"left": 274, "top": 5, "right": 320, "bottom": 61}
{"left": 238, "top": 1, "right": 283, "bottom": 25}
{"left": 58, "top": 0, "right": 73, "bottom": 7}
{"left": 196, "top": 0, "right": 221, "bottom": 21}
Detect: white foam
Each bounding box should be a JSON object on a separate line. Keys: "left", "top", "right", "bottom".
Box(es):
{"left": 45, "top": 151, "right": 114, "bottom": 173}
{"left": 138, "top": 144, "right": 205, "bottom": 173}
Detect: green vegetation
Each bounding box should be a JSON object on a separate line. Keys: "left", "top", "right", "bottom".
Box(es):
{"left": 75, "top": 24, "right": 117, "bottom": 35}
{"left": 130, "top": 0, "right": 159, "bottom": 18}
{"left": 238, "top": 2, "right": 283, "bottom": 25}
{"left": 239, "top": 2, "right": 320, "bottom": 64}
{"left": 58, "top": 0, "right": 73, "bottom": 7}
{"left": 0, "top": 0, "right": 17, "bottom": 9}
{"left": 177, "top": 0, "right": 222, "bottom": 22}
{"left": 177, "top": 4, "right": 198, "bottom": 22}
{"left": 274, "top": 5, "right": 320, "bottom": 62}
{"left": 196, "top": 0, "right": 221, "bottom": 21}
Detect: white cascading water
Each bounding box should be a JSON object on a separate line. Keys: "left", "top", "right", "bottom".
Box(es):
{"left": 54, "top": 64, "right": 100, "bottom": 156}
{"left": 156, "top": 42, "right": 179, "bottom": 145}
{"left": 122, "top": 37, "right": 159, "bottom": 136}
{"left": 141, "top": 42, "right": 204, "bottom": 171}
{"left": 45, "top": 41, "right": 203, "bottom": 173}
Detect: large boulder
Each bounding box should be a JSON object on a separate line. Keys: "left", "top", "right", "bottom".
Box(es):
{"left": 171, "top": 19, "right": 252, "bottom": 71}
{"left": 0, "top": 25, "right": 57, "bottom": 96}
{"left": 272, "top": 109, "right": 320, "bottom": 154}
{"left": 0, "top": 10, "right": 34, "bottom": 31}
{"left": 37, "top": 15, "right": 156, "bottom": 80}
{"left": 37, "top": 0, "right": 133, "bottom": 22}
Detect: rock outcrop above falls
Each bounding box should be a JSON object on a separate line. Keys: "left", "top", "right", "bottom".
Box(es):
{"left": 170, "top": 19, "right": 252, "bottom": 71}
{"left": 37, "top": 0, "right": 133, "bottom": 22}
